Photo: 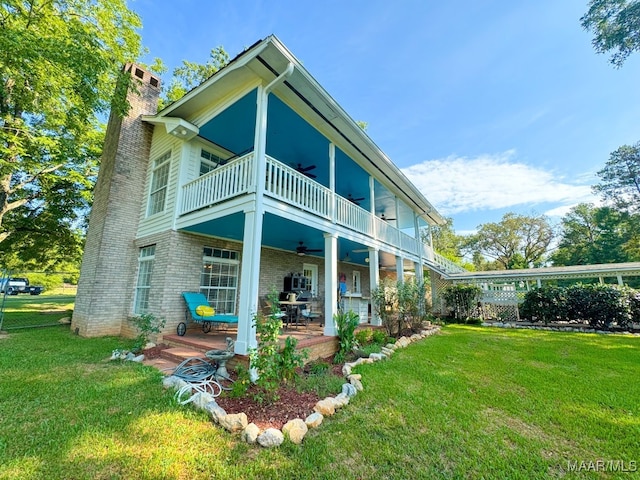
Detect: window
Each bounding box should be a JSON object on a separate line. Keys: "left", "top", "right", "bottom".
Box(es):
{"left": 303, "top": 263, "right": 318, "bottom": 296}
{"left": 134, "top": 245, "right": 155, "bottom": 314}
{"left": 147, "top": 151, "right": 171, "bottom": 216}
{"left": 352, "top": 270, "right": 361, "bottom": 294}
{"left": 200, "top": 247, "right": 239, "bottom": 314}
{"left": 200, "top": 149, "right": 227, "bottom": 175}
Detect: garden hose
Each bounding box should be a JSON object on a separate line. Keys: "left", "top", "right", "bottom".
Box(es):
{"left": 171, "top": 357, "right": 223, "bottom": 403}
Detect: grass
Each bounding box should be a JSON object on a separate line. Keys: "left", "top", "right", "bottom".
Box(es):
{"left": 1, "top": 317, "right": 638, "bottom": 479}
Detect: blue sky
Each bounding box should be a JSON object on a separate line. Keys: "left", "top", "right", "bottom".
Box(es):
{"left": 131, "top": 0, "right": 640, "bottom": 233}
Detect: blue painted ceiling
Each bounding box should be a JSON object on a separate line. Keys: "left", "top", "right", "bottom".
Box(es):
{"left": 190, "top": 90, "right": 411, "bottom": 264}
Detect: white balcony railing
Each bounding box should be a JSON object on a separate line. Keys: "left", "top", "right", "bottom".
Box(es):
{"left": 181, "top": 154, "right": 464, "bottom": 274}
{"left": 265, "top": 156, "right": 331, "bottom": 219}
{"left": 181, "top": 152, "right": 255, "bottom": 214}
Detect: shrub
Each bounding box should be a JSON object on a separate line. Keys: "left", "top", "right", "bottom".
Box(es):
{"left": 371, "top": 329, "right": 388, "bottom": 345}
{"left": 129, "top": 313, "right": 165, "bottom": 353}
{"left": 334, "top": 310, "right": 360, "bottom": 364}
{"left": 371, "top": 277, "right": 399, "bottom": 337}
{"left": 397, "top": 278, "right": 430, "bottom": 333}
{"left": 520, "top": 284, "right": 637, "bottom": 329}
{"left": 442, "top": 284, "right": 482, "bottom": 321}
{"left": 566, "top": 284, "right": 628, "bottom": 329}
{"left": 248, "top": 310, "right": 307, "bottom": 402}
{"left": 520, "top": 285, "right": 567, "bottom": 324}
{"left": 355, "top": 328, "right": 373, "bottom": 346}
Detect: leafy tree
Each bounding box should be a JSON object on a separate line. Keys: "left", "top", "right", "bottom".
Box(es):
{"left": 581, "top": 0, "right": 640, "bottom": 67}
{"left": 593, "top": 142, "right": 640, "bottom": 214}
{"left": 0, "top": 0, "right": 142, "bottom": 266}
{"left": 157, "top": 47, "right": 230, "bottom": 108}
{"left": 422, "top": 217, "right": 474, "bottom": 269}
{"left": 464, "top": 213, "right": 554, "bottom": 270}
{"left": 551, "top": 203, "right": 640, "bottom": 265}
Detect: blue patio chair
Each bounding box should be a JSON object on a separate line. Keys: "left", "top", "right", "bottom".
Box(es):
{"left": 178, "top": 292, "right": 239, "bottom": 336}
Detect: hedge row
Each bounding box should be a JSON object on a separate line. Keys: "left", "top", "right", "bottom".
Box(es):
{"left": 520, "top": 284, "right": 640, "bottom": 329}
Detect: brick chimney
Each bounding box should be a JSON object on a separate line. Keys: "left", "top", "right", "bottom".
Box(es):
{"left": 72, "top": 65, "right": 161, "bottom": 337}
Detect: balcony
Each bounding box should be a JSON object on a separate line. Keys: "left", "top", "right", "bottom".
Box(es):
{"left": 180, "top": 153, "right": 463, "bottom": 274}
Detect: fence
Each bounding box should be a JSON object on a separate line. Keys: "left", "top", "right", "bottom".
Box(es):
{"left": 0, "top": 271, "right": 77, "bottom": 331}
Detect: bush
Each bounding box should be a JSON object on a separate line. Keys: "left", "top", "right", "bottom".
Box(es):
{"left": 442, "top": 284, "right": 482, "bottom": 321}
{"left": 520, "top": 284, "right": 637, "bottom": 329}
{"left": 129, "top": 313, "right": 165, "bottom": 353}
{"left": 371, "top": 329, "right": 388, "bottom": 345}
{"left": 334, "top": 310, "right": 360, "bottom": 364}
{"left": 520, "top": 285, "right": 567, "bottom": 324}
{"left": 355, "top": 328, "right": 373, "bottom": 346}
{"left": 371, "top": 277, "right": 399, "bottom": 337}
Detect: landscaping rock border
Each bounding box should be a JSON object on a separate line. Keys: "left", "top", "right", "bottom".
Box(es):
{"left": 482, "top": 321, "right": 640, "bottom": 336}
{"left": 162, "top": 326, "right": 441, "bottom": 447}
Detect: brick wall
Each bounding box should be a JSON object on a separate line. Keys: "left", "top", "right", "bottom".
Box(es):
{"left": 72, "top": 65, "right": 161, "bottom": 337}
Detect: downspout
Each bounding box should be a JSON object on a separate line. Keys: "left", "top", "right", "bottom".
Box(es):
{"left": 265, "top": 62, "right": 294, "bottom": 93}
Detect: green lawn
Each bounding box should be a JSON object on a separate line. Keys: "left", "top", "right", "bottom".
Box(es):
{"left": 0, "top": 323, "right": 638, "bottom": 479}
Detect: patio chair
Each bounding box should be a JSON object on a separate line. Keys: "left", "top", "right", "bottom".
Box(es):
{"left": 178, "top": 292, "right": 239, "bottom": 336}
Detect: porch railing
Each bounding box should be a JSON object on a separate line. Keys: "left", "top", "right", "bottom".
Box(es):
{"left": 265, "top": 156, "right": 331, "bottom": 219}
{"left": 181, "top": 152, "right": 255, "bottom": 214}
{"left": 180, "top": 153, "right": 466, "bottom": 274}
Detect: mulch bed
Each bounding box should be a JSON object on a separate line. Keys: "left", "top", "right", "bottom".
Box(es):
{"left": 143, "top": 344, "right": 346, "bottom": 430}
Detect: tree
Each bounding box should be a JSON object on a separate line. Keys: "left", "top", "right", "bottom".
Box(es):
{"left": 581, "top": 0, "right": 640, "bottom": 67}
{"left": 551, "top": 203, "right": 640, "bottom": 265}
{"left": 0, "top": 0, "right": 143, "bottom": 266}
{"left": 593, "top": 142, "right": 640, "bottom": 214}
{"left": 464, "top": 213, "right": 554, "bottom": 270}
{"left": 157, "top": 47, "right": 230, "bottom": 108}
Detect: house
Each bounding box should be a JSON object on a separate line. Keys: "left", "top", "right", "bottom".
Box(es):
{"left": 71, "top": 35, "right": 460, "bottom": 354}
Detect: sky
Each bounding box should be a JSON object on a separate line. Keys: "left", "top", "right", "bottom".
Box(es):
{"left": 130, "top": 0, "right": 640, "bottom": 234}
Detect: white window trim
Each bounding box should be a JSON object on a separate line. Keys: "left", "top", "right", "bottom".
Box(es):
{"left": 133, "top": 245, "right": 155, "bottom": 314}
{"left": 352, "top": 270, "right": 362, "bottom": 294}
{"left": 147, "top": 151, "right": 171, "bottom": 216}
{"left": 200, "top": 247, "right": 240, "bottom": 315}
{"left": 303, "top": 263, "right": 319, "bottom": 296}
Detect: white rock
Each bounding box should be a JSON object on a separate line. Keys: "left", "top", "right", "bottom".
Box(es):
{"left": 350, "top": 377, "right": 364, "bottom": 391}
{"left": 334, "top": 393, "right": 350, "bottom": 407}
{"left": 257, "top": 428, "right": 284, "bottom": 448}
{"left": 162, "top": 376, "right": 188, "bottom": 391}
{"left": 282, "top": 418, "right": 308, "bottom": 444}
{"left": 314, "top": 398, "right": 336, "bottom": 416}
{"left": 191, "top": 392, "right": 216, "bottom": 410}
{"left": 242, "top": 423, "right": 260, "bottom": 444}
{"left": 305, "top": 412, "right": 323, "bottom": 428}
{"left": 204, "top": 401, "right": 226, "bottom": 424}
{"left": 341, "top": 383, "right": 358, "bottom": 397}
{"left": 219, "top": 412, "right": 248, "bottom": 433}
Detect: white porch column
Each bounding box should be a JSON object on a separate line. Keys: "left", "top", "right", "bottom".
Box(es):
{"left": 369, "top": 176, "right": 375, "bottom": 215}
{"left": 617, "top": 274, "right": 624, "bottom": 286}
{"left": 236, "top": 207, "right": 262, "bottom": 354}
{"left": 536, "top": 278, "right": 542, "bottom": 288}
{"left": 324, "top": 232, "right": 338, "bottom": 336}
{"left": 396, "top": 256, "right": 405, "bottom": 283}
{"left": 369, "top": 248, "right": 380, "bottom": 326}
{"left": 329, "top": 143, "right": 336, "bottom": 224}
{"left": 414, "top": 261, "right": 422, "bottom": 282}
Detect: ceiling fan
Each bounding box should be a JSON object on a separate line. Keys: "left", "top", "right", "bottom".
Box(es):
{"left": 380, "top": 213, "right": 396, "bottom": 221}
{"left": 346, "top": 193, "right": 365, "bottom": 205}
{"left": 295, "top": 241, "right": 322, "bottom": 256}
{"left": 294, "top": 163, "right": 317, "bottom": 179}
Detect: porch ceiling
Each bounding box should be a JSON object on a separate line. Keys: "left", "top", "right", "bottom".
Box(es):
{"left": 196, "top": 91, "right": 407, "bottom": 227}
{"left": 181, "top": 211, "right": 372, "bottom": 266}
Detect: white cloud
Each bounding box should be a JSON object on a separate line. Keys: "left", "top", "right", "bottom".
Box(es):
{"left": 402, "top": 150, "right": 597, "bottom": 215}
